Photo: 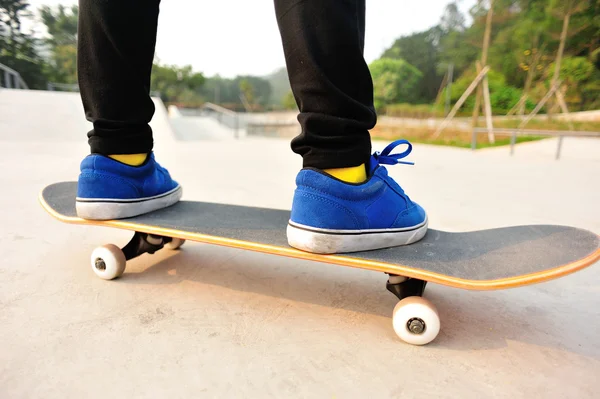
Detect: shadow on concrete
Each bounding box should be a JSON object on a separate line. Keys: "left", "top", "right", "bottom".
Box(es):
{"left": 111, "top": 242, "right": 599, "bottom": 358}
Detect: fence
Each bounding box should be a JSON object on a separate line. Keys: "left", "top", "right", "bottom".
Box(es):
{"left": 472, "top": 127, "right": 600, "bottom": 159}
{"left": 0, "top": 63, "right": 28, "bottom": 89}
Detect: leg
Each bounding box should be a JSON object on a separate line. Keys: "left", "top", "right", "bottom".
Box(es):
{"left": 75, "top": 0, "right": 181, "bottom": 220}
{"left": 275, "top": 0, "right": 428, "bottom": 254}
{"left": 274, "top": 0, "right": 376, "bottom": 170}
{"left": 78, "top": 0, "right": 159, "bottom": 156}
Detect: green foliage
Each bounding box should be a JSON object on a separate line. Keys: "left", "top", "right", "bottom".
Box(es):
{"left": 489, "top": 86, "right": 527, "bottom": 113}
{"left": 282, "top": 90, "right": 297, "bottom": 110}
{"left": 198, "top": 75, "right": 271, "bottom": 109}
{"left": 384, "top": 103, "right": 445, "bottom": 119}
{"left": 547, "top": 56, "right": 597, "bottom": 110}
{"left": 554, "top": 56, "right": 594, "bottom": 82}
{"left": 0, "top": 0, "right": 47, "bottom": 89}
{"left": 441, "top": 68, "right": 534, "bottom": 114}
{"left": 150, "top": 63, "right": 205, "bottom": 104}
{"left": 39, "top": 5, "right": 78, "bottom": 84}
{"left": 381, "top": 27, "right": 444, "bottom": 102}
{"left": 265, "top": 67, "right": 292, "bottom": 106}
{"left": 39, "top": 4, "right": 77, "bottom": 46}
{"left": 378, "top": 0, "right": 600, "bottom": 113}
{"left": 381, "top": 2, "right": 481, "bottom": 103}
{"left": 235, "top": 76, "right": 271, "bottom": 106}
{"left": 239, "top": 78, "right": 255, "bottom": 107}
{"left": 369, "top": 58, "right": 422, "bottom": 110}
{"left": 580, "top": 71, "right": 600, "bottom": 110}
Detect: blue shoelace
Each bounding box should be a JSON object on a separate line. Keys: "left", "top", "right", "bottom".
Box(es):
{"left": 372, "top": 139, "right": 414, "bottom": 167}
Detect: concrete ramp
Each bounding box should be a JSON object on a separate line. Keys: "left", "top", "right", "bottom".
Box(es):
{"left": 0, "top": 89, "right": 175, "bottom": 144}
{"left": 0, "top": 89, "right": 90, "bottom": 142}
{"left": 167, "top": 105, "right": 239, "bottom": 141}
{"left": 168, "top": 115, "right": 238, "bottom": 141}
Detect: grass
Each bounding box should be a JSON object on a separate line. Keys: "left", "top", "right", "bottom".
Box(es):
{"left": 483, "top": 119, "right": 600, "bottom": 132}
{"left": 369, "top": 118, "right": 600, "bottom": 149}
{"left": 370, "top": 124, "right": 546, "bottom": 149}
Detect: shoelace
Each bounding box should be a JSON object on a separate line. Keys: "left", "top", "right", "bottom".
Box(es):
{"left": 372, "top": 139, "right": 414, "bottom": 166}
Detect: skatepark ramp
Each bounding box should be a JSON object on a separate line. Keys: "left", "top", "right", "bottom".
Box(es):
{"left": 168, "top": 104, "right": 241, "bottom": 140}
{"left": 0, "top": 89, "right": 175, "bottom": 143}
{"left": 168, "top": 103, "right": 299, "bottom": 141}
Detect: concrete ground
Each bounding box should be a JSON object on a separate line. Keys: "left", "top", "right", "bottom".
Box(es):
{"left": 1, "top": 90, "right": 599, "bottom": 398}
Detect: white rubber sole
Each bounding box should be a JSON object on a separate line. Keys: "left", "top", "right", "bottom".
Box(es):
{"left": 76, "top": 185, "right": 182, "bottom": 220}
{"left": 287, "top": 217, "right": 428, "bottom": 254}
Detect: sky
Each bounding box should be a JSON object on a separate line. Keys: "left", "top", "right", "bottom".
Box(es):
{"left": 25, "top": 0, "right": 475, "bottom": 78}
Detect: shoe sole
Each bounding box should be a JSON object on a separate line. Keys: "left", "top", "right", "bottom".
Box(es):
{"left": 76, "top": 186, "right": 182, "bottom": 220}
{"left": 287, "top": 217, "right": 428, "bottom": 254}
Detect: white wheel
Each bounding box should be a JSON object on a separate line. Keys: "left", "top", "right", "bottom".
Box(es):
{"left": 165, "top": 238, "right": 185, "bottom": 250}
{"left": 392, "top": 296, "right": 440, "bottom": 345}
{"left": 90, "top": 244, "right": 126, "bottom": 280}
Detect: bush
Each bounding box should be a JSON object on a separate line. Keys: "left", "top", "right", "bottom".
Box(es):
{"left": 369, "top": 58, "right": 423, "bottom": 110}
{"left": 440, "top": 68, "right": 535, "bottom": 115}
{"left": 282, "top": 90, "right": 297, "bottom": 110}
{"left": 489, "top": 86, "right": 534, "bottom": 114}
{"left": 547, "top": 57, "right": 596, "bottom": 111}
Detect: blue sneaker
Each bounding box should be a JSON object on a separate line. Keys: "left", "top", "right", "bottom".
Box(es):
{"left": 287, "top": 140, "right": 428, "bottom": 254}
{"left": 76, "top": 152, "right": 182, "bottom": 220}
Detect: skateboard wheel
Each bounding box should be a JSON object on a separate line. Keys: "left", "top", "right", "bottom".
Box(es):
{"left": 392, "top": 296, "right": 440, "bottom": 345}
{"left": 165, "top": 238, "right": 185, "bottom": 250}
{"left": 90, "top": 244, "right": 126, "bottom": 280}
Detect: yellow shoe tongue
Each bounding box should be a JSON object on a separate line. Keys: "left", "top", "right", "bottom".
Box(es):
{"left": 108, "top": 153, "right": 148, "bottom": 166}
{"left": 323, "top": 164, "right": 367, "bottom": 183}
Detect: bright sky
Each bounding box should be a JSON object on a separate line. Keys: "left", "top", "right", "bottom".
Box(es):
{"left": 26, "top": 0, "right": 475, "bottom": 78}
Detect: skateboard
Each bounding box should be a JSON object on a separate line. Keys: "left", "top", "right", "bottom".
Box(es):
{"left": 40, "top": 181, "right": 600, "bottom": 345}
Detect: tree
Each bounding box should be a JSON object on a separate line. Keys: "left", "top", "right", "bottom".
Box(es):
{"left": 39, "top": 4, "right": 77, "bottom": 46}
{"left": 548, "top": 56, "right": 595, "bottom": 110}
{"left": 380, "top": 2, "right": 474, "bottom": 103}
{"left": 239, "top": 78, "right": 255, "bottom": 109}
{"left": 39, "top": 4, "right": 78, "bottom": 84}
{"left": 282, "top": 90, "right": 297, "bottom": 110}
{"left": 150, "top": 63, "right": 205, "bottom": 105}
{"left": 375, "top": 0, "right": 599, "bottom": 114}
{"left": 234, "top": 75, "right": 271, "bottom": 108}
{"left": 265, "top": 67, "right": 291, "bottom": 106}
{"left": 381, "top": 27, "right": 444, "bottom": 103}
{"left": 440, "top": 1, "right": 466, "bottom": 33}
{"left": 0, "top": 0, "right": 46, "bottom": 88}
{"left": 548, "top": 0, "right": 591, "bottom": 84}
{"left": 443, "top": 68, "right": 531, "bottom": 114}
{"left": 369, "top": 58, "right": 422, "bottom": 110}
{"left": 544, "top": 0, "right": 591, "bottom": 117}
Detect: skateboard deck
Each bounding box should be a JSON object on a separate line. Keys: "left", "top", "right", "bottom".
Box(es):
{"left": 40, "top": 181, "right": 600, "bottom": 345}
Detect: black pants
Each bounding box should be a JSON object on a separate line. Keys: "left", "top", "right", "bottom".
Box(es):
{"left": 78, "top": 0, "right": 376, "bottom": 169}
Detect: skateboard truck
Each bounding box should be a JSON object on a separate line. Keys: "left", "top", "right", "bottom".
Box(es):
{"left": 386, "top": 275, "right": 427, "bottom": 300}
{"left": 89, "top": 231, "right": 185, "bottom": 281}
{"left": 122, "top": 232, "right": 170, "bottom": 260}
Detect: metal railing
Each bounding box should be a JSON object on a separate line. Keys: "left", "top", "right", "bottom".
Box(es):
{"left": 47, "top": 82, "right": 79, "bottom": 91}
{"left": 472, "top": 127, "right": 600, "bottom": 159}
{"left": 0, "top": 63, "right": 28, "bottom": 89}
{"left": 199, "top": 102, "right": 241, "bottom": 138}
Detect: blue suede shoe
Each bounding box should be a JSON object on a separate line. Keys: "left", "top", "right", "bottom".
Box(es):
{"left": 287, "top": 140, "right": 427, "bottom": 254}
{"left": 76, "top": 152, "right": 182, "bottom": 220}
